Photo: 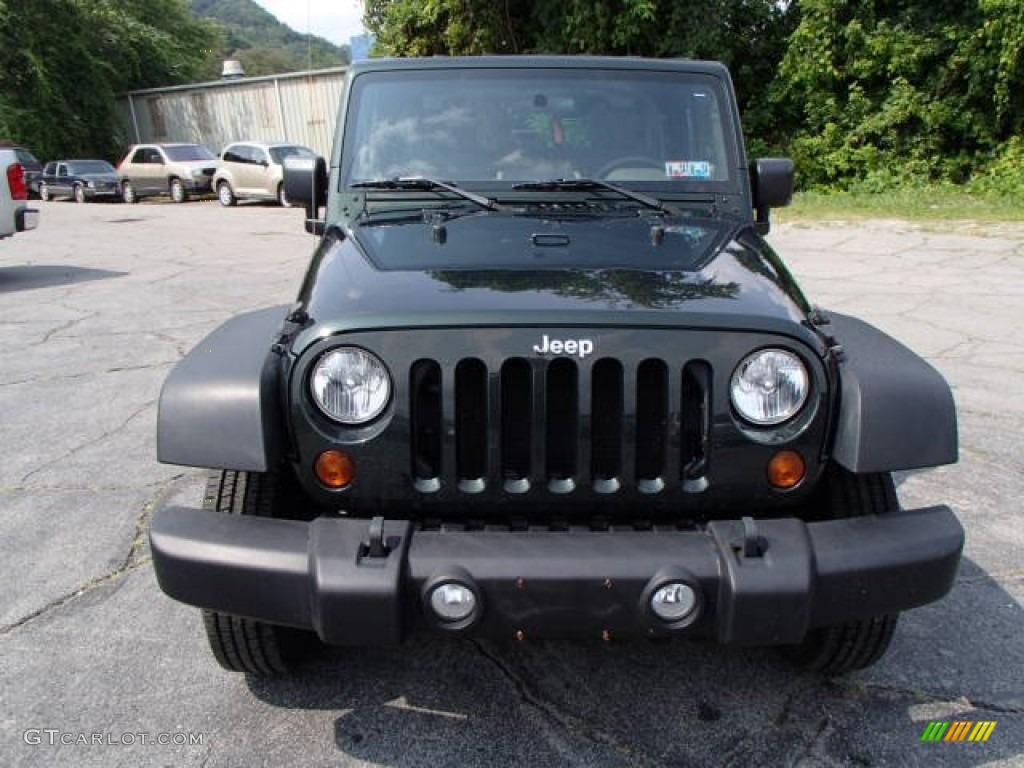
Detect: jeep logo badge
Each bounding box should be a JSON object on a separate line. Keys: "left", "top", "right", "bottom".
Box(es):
{"left": 533, "top": 334, "right": 594, "bottom": 358}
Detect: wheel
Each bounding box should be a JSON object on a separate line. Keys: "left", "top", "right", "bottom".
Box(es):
{"left": 200, "top": 467, "right": 317, "bottom": 675}
{"left": 277, "top": 182, "right": 291, "bottom": 207}
{"left": 121, "top": 181, "right": 137, "bottom": 204}
{"left": 73, "top": 183, "right": 86, "bottom": 204}
{"left": 217, "top": 180, "right": 236, "bottom": 207}
{"left": 783, "top": 467, "right": 900, "bottom": 674}
{"left": 169, "top": 177, "right": 187, "bottom": 203}
{"left": 595, "top": 155, "right": 664, "bottom": 179}
{"left": 39, "top": 182, "right": 50, "bottom": 201}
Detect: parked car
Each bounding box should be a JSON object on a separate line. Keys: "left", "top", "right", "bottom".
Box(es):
{"left": 116, "top": 143, "right": 217, "bottom": 203}
{"left": 39, "top": 159, "right": 120, "bottom": 203}
{"left": 213, "top": 141, "right": 315, "bottom": 206}
{"left": 0, "top": 142, "right": 39, "bottom": 238}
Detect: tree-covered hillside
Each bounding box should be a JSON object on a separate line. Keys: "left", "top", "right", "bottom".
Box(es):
{"left": 191, "top": 0, "right": 349, "bottom": 78}
{"left": 0, "top": 0, "right": 219, "bottom": 160}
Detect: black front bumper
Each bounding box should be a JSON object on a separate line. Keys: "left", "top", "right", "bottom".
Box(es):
{"left": 150, "top": 506, "right": 963, "bottom": 647}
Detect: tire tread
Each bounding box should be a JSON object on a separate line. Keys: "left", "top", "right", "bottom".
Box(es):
{"left": 786, "top": 466, "right": 900, "bottom": 674}
{"left": 200, "top": 469, "right": 298, "bottom": 675}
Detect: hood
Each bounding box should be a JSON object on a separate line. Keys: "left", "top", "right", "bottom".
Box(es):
{"left": 293, "top": 211, "right": 816, "bottom": 351}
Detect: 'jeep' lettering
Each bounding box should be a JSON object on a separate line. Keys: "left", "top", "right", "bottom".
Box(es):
{"left": 533, "top": 334, "right": 594, "bottom": 358}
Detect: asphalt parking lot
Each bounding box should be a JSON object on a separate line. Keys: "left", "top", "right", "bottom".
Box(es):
{"left": 2, "top": 199, "right": 1022, "bottom": 767}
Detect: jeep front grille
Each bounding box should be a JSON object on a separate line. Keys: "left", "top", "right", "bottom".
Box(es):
{"left": 409, "top": 357, "right": 711, "bottom": 496}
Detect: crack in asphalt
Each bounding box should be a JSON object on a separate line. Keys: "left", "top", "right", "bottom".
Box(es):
{"left": 786, "top": 713, "right": 834, "bottom": 766}
{"left": 471, "top": 640, "right": 664, "bottom": 767}
{"left": 0, "top": 360, "right": 178, "bottom": 387}
{"left": 957, "top": 569, "right": 1024, "bottom": 585}
{"left": 18, "top": 399, "right": 156, "bottom": 486}
{"left": 0, "top": 555, "right": 153, "bottom": 637}
{"left": 36, "top": 301, "right": 103, "bottom": 342}
{"left": 834, "top": 679, "right": 1024, "bottom": 716}
{"left": 0, "top": 472, "right": 187, "bottom": 637}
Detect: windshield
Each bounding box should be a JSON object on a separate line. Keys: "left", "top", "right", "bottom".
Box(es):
{"left": 343, "top": 68, "right": 736, "bottom": 189}
{"left": 269, "top": 145, "right": 314, "bottom": 165}
{"left": 69, "top": 160, "right": 115, "bottom": 174}
{"left": 164, "top": 145, "right": 215, "bottom": 162}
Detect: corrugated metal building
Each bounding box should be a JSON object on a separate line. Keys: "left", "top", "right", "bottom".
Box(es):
{"left": 117, "top": 67, "right": 347, "bottom": 158}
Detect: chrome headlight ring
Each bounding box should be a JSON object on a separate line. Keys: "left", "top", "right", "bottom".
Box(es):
{"left": 309, "top": 346, "right": 392, "bottom": 425}
{"left": 730, "top": 348, "right": 809, "bottom": 426}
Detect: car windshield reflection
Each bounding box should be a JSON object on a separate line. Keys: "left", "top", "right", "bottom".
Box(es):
{"left": 343, "top": 68, "right": 736, "bottom": 187}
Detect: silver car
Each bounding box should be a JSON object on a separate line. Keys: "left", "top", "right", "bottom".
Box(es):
{"left": 117, "top": 143, "right": 217, "bottom": 203}
{"left": 213, "top": 141, "right": 315, "bottom": 207}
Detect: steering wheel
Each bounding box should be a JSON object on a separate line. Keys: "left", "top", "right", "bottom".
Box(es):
{"left": 595, "top": 156, "right": 664, "bottom": 179}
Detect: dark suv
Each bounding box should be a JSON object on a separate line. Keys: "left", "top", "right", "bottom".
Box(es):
{"left": 151, "top": 57, "right": 963, "bottom": 677}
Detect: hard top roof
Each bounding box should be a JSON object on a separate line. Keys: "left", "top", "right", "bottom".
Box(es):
{"left": 348, "top": 55, "right": 731, "bottom": 79}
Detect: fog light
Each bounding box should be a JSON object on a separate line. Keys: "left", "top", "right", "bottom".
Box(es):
{"left": 650, "top": 582, "right": 697, "bottom": 622}
{"left": 767, "top": 450, "right": 805, "bottom": 489}
{"left": 314, "top": 450, "right": 355, "bottom": 489}
{"left": 429, "top": 583, "right": 477, "bottom": 623}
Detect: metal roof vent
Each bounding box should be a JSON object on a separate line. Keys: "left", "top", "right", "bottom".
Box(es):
{"left": 221, "top": 59, "right": 245, "bottom": 79}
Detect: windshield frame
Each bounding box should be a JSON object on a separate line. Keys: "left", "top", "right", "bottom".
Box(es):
{"left": 339, "top": 66, "right": 743, "bottom": 199}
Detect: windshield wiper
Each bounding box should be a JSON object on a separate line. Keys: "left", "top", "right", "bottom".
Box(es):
{"left": 351, "top": 177, "right": 499, "bottom": 211}
{"left": 512, "top": 178, "right": 666, "bottom": 212}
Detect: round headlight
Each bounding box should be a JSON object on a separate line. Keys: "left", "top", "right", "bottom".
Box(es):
{"left": 310, "top": 347, "right": 391, "bottom": 424}
{"left": 730, "top": 349, "right": 809, "bottom": 426}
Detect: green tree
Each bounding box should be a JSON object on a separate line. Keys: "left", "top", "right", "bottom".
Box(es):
{"left": 0, "top": 0, "right": 219, "bottom": 160}
{"left": 773, "top": 0, "right": 1024, "bottom": 189}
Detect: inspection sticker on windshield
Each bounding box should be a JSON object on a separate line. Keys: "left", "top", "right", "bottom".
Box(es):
{"left": 666, "top": 161, "right": 713, "bottom": 179}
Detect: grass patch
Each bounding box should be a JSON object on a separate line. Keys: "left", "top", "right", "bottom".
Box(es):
{"left": 781, "top": 186, "right": 1024, "bottom": 223}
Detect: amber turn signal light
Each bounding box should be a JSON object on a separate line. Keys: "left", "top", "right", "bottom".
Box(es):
{"left": 315, "top": 450, "right": 355, "bottom": 489}
{"left": 767, "top": 450, "right": 805, "bottom": 489}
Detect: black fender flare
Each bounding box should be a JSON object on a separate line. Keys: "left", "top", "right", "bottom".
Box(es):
{"left": 157, "top": 305, "right": 288, "bottom": 471}
{"left": 829, "top": 312, "right": 958, "bottom": 473}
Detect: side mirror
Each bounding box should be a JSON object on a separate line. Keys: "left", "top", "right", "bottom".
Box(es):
{"left": 749, "top": 158, "right": 794, "bottom": 235}
{"left": 283, "top": 155, "right": 328, "bottom": 235}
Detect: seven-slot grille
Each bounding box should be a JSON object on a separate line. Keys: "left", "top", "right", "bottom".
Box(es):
{"left": 409, "top": 357, "right": 712, "bottom": 496}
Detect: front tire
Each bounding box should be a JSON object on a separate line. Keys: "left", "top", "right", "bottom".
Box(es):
{"left": 121, "top": 181, "right": 137, "bottom": 204}
{"left": 200, "top": 468, "right": 315, "bottom": 675}
{"left": 169, "top": 177, "right": 187, "bottom": 203}
{"left": 217, "top": 180, "right": 236, "bottom": 207}
{"left": 784, "top": 467, "right": 901, "bottom": 674}
{"left": 73, "top": 183, "right": 86, "bottom": 204}
{"left": 277, "top": 182, "right": 291, "bottom": 207}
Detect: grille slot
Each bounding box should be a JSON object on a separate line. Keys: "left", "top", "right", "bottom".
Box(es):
{"left": 545, "top": 359, "right": 579, "bottom": 491}
{"left": 681, "top": 361, "right": 712, "bottom": 492}
{"left": 410, "top": 359, "right": 442, "bottom": 491}
{"left": 409, "top": 356, "right": 712, "bottom": 496}
{"left": 455, "top": 359, "right": 487, "bottom": 491}
{"left": 635, "top": 359, "right": 669, "bottom": 492}
{"left": 500, "top": 359, "right": 532, "bottom": 492}
{"left": 591, "top": 359, "right": 623, "bottom": 492}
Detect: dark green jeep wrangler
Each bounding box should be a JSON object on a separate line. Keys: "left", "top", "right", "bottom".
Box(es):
{"left": 151, "top": 56, "right": 963, "bottom": 676}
